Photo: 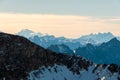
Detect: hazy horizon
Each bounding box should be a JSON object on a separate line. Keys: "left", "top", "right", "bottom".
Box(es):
{"left": 0, "top": 0, "right": 120, "bottom": 38}
{"left": 0, "top": 27, "right": 119, "bottom": 39}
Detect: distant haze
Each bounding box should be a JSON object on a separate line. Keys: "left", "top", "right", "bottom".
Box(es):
{"left": 0, "top": 13, "right": 120, "bottom": 38}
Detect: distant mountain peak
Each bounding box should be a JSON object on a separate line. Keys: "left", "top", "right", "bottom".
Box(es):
{"left": 20, "top": 29, "right": 34, "bottom": 33}
{"left": 79, "top": 32, "right": 115, "bottom": 45}
{"left": 107, "top": 32, "right": 113, "bottom": 35}
{"left": 110, "top": 37, "right": 118, "bottom": 41}
{"left": 91, "top": 32, "right": 113, "bottom": 36}
{"left": 101, "top": 32, "right": 114, "bottom": 36}
{"left": 17, "top": 29, "right": 43, "bottom": 38}
{"left": 108, "top": 37, "right": 120, "bottom": 44}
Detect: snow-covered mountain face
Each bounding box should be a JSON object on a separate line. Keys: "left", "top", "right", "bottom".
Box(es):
{"left": 17, "top": 29, "right": 43, "bottom": 38}
{"left": 0, "top": 32, "right": 120, "bottom": 80}
{"left": 117, "top": 37, "right": 120, "bottom": 41}
{"left": 29, "top": 64, "right": 120, "bottom": 80}
{"left": 77, "top": 32, "right": 115, "bottom": 45}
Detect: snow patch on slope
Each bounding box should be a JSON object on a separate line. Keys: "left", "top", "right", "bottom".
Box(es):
{"left": 29, "top": 64, "right": 120, "bottom": 80}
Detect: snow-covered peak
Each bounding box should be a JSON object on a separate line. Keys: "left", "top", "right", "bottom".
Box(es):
{"left": 19, "top": 29, "right": 34, "bottom": 34}
{"left": 29, "top": 64, "right": 120, "bottom": 80}
{"left": 17, "top": 30, "right": 115, "bottom": 47}
{"left": 78, "top": 32, "right": 114, "bottom": 45}
{"left": 17, "top": 29, "right": 43, "bottom": 38}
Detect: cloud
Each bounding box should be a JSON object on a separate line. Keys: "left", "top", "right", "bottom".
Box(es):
{"left": 0, "top": 13, "right": 120, "bottom": 38}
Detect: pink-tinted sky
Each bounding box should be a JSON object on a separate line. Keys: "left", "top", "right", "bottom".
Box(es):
{"left": 0, "top": 0, "right": 120, "bottom": 38}
{"left": 0, "top": 13, "right": 120, "bottom": 38}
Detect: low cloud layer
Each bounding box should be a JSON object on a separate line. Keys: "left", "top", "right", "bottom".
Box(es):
{"left": 0, "top": 13, "right": 120, "bottom": 38}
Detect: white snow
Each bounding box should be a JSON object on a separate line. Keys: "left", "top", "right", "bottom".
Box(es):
{"left": 29, "top": 64, "right": 120, "bottom": 80}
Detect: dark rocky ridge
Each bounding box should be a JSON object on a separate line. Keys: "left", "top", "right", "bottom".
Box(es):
{"left": 0, "top": 33, "right": 92, "bottom": 80}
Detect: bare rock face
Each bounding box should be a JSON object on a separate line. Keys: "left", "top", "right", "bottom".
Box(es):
{"left": 0, "top": 33, "right": 92, "bottom": 80}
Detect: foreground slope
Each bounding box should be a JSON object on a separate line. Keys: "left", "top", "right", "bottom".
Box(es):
{"left": 0, "top": 32, "right": 120, "bottom": 80}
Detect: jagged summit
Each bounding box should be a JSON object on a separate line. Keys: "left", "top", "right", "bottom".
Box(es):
{"left": 78, "top": 32, "right": 114, "bottom": 45}
{"left": 18, "top": 29, "right": 43, "bottom": 38}
{"left": 20, "top": 29, "right": 34, "bottom": 33}
{"left": 17, "top": 29, "right": 116, "bottom": 51}
{"left": 108, "top": 37, "right": 119, "bottom": 44}
{"left": 89, "top": 32, "right": 113, "bottom": 36}
{"left": 18, "top": 29, "right": 34, "bottom": 35}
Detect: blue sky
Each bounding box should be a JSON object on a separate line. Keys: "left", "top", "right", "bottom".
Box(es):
{"left": 0, "top": 0, "right": 120, "bottom": 16}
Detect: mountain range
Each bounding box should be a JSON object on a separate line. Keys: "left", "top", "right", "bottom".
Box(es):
{"left": 75, "top": 38, "right": 120, "bottom": 65}
{"left": 0, "top": 32, "right": 120, "bottom": 80}
{"left": 17, "top": 29, "right": 118, "bottom": 49}
{"left": 18, "top": 29, "right": 81, "bottom": 50}
{"left": 77, "top": 32, "right": 115, "bottom": 45}
{"left": 17, "top": 29, "right": 120, "bottom": 65}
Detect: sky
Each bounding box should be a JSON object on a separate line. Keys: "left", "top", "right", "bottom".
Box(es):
{"left": 0, "top": 0, "right": 120, "bottom": 38}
